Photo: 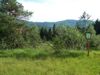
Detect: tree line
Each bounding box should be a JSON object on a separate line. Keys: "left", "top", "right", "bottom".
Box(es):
{"left": 0, "top": 0, "right": 100, "bottom": 50}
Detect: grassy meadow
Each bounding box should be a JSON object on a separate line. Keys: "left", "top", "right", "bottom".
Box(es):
{"left": 0, "top": 47, "right": 100, "bottom": 75}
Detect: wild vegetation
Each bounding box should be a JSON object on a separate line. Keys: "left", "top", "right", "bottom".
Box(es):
{"left": 0, "top": 0, "right": 100, "bottom": 50}
{"left": 0, "top": 0, "right": 100, "bottom": 75}
{"left": 0, "top": 48, "right": 100, "bottom": 75}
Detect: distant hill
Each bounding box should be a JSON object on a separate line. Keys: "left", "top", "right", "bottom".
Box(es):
{"left": 26, "top": 20, "right": 78, "bottom": 28}
{"left": 56, "top": 20, "right": 78, "bottom": 26}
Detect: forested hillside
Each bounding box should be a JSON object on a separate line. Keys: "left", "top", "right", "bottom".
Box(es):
{"left": 27, "top": 20, "right": 78, "bottom": 28}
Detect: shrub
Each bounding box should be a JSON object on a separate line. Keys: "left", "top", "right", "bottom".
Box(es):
{"left": 91, "top": 35, "right": 100, "bottom": 50}
{"left": 53, "top": 26, "right": 86, "bottom": 51}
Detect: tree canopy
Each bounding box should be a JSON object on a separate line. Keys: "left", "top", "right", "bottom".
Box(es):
{"left": 0, "top": 0, "right": 32, "bottom": 19}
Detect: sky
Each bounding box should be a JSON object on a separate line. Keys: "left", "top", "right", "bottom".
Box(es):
{"left": 18, "top": 0, "right": 100, "bottom": 22}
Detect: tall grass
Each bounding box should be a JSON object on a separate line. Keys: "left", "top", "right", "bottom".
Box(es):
{"left": 0, "top": 48, "right": 100, "bottom": 75}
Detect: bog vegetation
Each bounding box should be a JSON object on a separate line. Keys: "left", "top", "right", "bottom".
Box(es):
{"left": 0, "top": 0, "right": 100, "bottom": 75}
{"left": 0, "top": 48, "right": 100, "bottom": 75}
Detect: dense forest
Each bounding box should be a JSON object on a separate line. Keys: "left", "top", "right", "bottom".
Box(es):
{"left": 0, "top": 0, "right": 100, "bottom": 51}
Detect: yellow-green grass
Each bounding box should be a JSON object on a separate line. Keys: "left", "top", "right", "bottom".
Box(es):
{"left": 0, "top": 49, "right": 100, "bottom": 75}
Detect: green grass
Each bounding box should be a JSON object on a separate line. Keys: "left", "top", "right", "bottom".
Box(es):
{"left": 0, "top": 48, "right": 100, "bottom": 75}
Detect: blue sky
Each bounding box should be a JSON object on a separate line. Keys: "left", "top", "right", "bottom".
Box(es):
{"left": 18, "top": 0, "right": 100, "bottom": 22}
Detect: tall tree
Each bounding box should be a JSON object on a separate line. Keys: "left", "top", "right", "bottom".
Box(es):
{"left": 52, "top": 24, "right": 57, "bottom": 37}
{"left": 94, "top": 19, "right": 100, "bottom": 35}
{"left": 0, "top": 0, "right": 33, "bottom": 49}
{"left": 76, "top": 11, "right": 91, "bottom": 33}
{"left": 0, "top": 0, "right": 32, "bottom": 19}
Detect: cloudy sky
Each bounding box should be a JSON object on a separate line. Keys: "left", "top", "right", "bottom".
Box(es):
{"left": 18, "top": 0, "right": 100, "bottom": 22}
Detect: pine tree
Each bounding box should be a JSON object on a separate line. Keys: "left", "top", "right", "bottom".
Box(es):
{"left": 0, "top": 0, "right": 32, "bottom": 19}
{"left": 76, "top": 11, "right": 91, "bottom": 33}
{"left": 94, "top": 19, "right": 100, "bottom": 34}
{"left": 52, "top": 24, "right": 56, "bottom": 37}
{"left": 0, "top": 0, "right": 33, "bottom": 49}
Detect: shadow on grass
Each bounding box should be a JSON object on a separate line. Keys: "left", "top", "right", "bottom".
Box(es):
{"left": 51, "top": 51, "right": 85, "bottom": 58}
{"left": 0, "top": 50, "right": 85, "bottom": 60}
{"left": 15, "top": 51, "right": 85, "bottom": 60}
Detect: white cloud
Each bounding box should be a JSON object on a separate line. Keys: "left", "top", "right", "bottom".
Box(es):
{"left": 18, "top": 0, "right": 100, "bottom": 22}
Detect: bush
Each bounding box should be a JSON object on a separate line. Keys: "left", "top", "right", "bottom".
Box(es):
{"left": 91, "top": 35, "right": 100, "bottom": 50}
{"left": 53, "top": 26, "right": 86, "bottom": 51}
{"left": 0, "top": 13, "right": 41, "bottom": 49}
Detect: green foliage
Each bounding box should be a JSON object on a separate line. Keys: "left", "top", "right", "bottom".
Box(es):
{"left": 40, "top": 27, "right": 49, "bottom": 41}
{"left": 76, "top": 11, "right": 91, "bottom": 33}
{"left": 53, "top": 26, "right": 86, "bottom": 51}
{"left": 91, "top": 35, "right": 100, "bottom": 50}
{"left": 94, "top": 19, "right": 100, "bottom": 34}
{"left": 22, "top": 26, "right": 41, "bottom": 47}
{"left": 0, "top": 0, "right": 32, "bottom": 18}
{"left": 87, "top": 24, "right": 96, "bottom": 35}
{"left": 0, "top": 0, "right": 41, "bottom": 49}
{"left": 40, "top": 24, "right": 57, "bottom": 41}
{"left": 0, "top": 1, "right": 100, "bottom": 50}
{"left": 0, "top": 12, "right": 41, "bottom": 49}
